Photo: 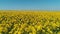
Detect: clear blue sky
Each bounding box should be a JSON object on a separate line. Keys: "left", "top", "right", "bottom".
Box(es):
{"left": 0, "top": 0, "right": 60, "bottom": 10}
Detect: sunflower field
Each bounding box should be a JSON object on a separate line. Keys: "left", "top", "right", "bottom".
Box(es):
{"left": 0, "top": 11, "right": 60, "bottom": 34}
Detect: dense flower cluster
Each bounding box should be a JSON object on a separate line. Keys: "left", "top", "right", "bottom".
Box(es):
{"left": 0, "top": 12, "right": 60, "bottom": 34}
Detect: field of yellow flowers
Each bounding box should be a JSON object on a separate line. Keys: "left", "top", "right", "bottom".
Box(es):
{"left": 0, "top": 10, "right": 60, "bottom": 34}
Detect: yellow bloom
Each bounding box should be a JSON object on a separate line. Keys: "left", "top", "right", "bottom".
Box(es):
{"left": 0, "top": 27, "right": 3, "bottom": 32}
{"left": 57, "top": 31, "right": 60, "bottom": 34}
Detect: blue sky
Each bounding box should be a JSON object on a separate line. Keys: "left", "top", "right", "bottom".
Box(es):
{"left": 0, "top": 0, "right": 60, "bottom": 10}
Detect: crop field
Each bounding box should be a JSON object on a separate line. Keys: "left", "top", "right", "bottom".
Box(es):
{"left": 0, "top": 10, "right": 60, "bottom": 34}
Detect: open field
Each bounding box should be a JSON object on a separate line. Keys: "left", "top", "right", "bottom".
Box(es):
{"left": 0, "top": 10, "right": 60, "bottom": 34}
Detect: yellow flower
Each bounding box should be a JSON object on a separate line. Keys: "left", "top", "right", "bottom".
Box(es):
{"left": 35, "top": 24, "right": 42, "bottom": 31}
{"left": 29, "top": 33, "right": 32, "bottom": 34}
{"left": 18, "top": 31, "right": 21, "bottom": 34}
{"left": 42, "top": 30, "right": 45, "bottom": 32}
{"left": 57, "top": 31, "right": 60, "bottom": 34}
{"left": 0, "top": 27, "right": 3, "bottom": 32}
